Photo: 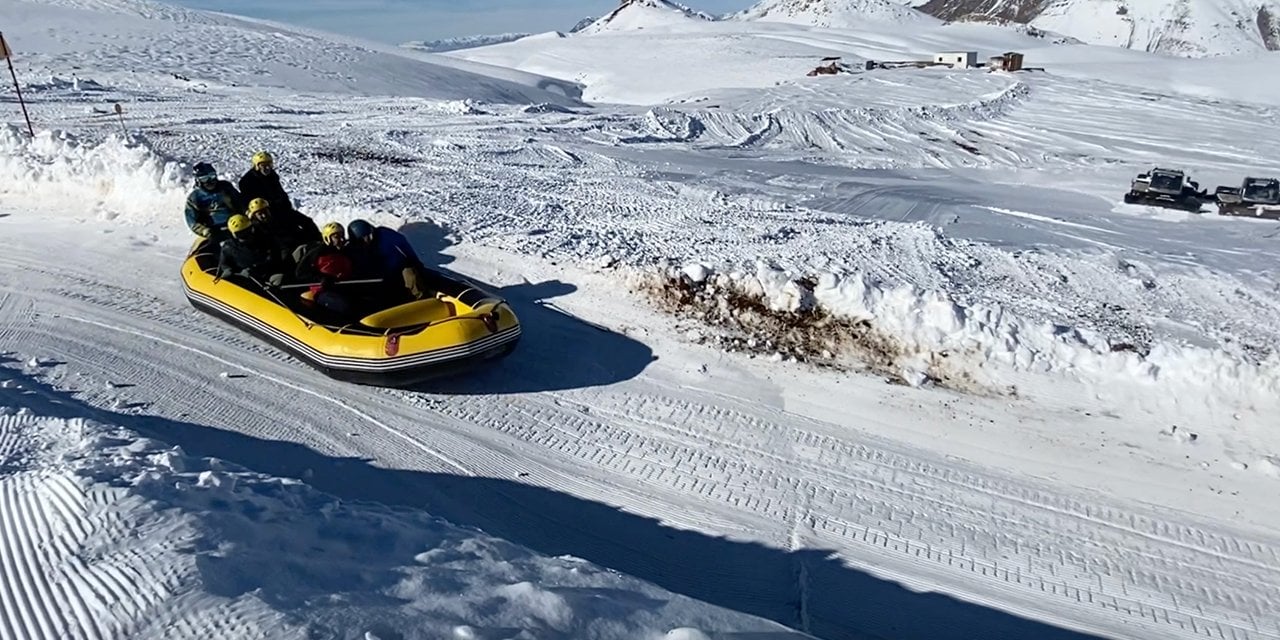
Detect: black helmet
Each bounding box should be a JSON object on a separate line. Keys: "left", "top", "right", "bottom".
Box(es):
{"left": 193, "top": 162, "right": 217, "bottom": 187}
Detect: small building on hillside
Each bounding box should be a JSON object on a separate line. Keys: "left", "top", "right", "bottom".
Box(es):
{"left": 934, "top": 51, "right": 978, "bottom": 69}
{"left": 989, "top": 51, "right": 1025, "bottom": 71}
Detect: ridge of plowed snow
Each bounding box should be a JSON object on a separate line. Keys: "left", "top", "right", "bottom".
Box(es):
{"left": 0, "top": 126, "right": 187, "bottom": 225}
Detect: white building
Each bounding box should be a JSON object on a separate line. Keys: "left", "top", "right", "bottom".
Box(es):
{"left": 934, "top": 51, "right": 978, "bottom": 69}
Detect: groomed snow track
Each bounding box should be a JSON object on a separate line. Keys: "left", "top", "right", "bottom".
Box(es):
{"left": 2, "top": 220, "right": 1278, "bottom": 640}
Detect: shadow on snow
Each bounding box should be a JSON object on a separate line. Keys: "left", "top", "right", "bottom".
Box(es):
{"left": 399, "top": 221, "right": 657, "bottom": 396}
{"left": 1, "top": 358, "right": 1105, "bottom": 640}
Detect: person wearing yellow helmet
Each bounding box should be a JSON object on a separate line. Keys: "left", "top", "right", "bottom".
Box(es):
{"left": 246, "top": 197, "right": 314, "bottom": 266}
{"left": 238, "top": 150, "right": 320, "bottom": 243}
{"left": 291, "top": 222, "right": 357, "bottom": 315}
{"left": 217, "top": 214, "right": 286, "bottom": 287}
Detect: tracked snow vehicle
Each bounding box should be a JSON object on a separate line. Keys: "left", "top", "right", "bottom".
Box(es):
{"left": 1214, "top": 177, "right": 1280, "bottom": 219}
{"left": 1123, "top": 167, "right": 1206, "bottom": 212}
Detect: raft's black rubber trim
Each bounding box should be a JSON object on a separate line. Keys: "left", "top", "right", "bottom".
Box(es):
{"left": 184, "top": 284, "right": 519, "bottom": 387}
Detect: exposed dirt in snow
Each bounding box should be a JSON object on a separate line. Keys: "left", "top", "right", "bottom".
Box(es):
{"left": 634, "top": 267, "right": 1005, "bottom": 395}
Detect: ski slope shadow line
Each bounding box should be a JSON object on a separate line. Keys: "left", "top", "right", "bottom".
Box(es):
{"left": 0, "top": 359, "right": 1103, "bottom": 640}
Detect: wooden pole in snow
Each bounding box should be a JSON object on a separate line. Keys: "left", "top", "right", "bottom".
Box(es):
{"left": 113, "top": 103, "right": 127, "bottom": 138}
{"left": 0, "top": 32, "right": 34, "bottom": 137}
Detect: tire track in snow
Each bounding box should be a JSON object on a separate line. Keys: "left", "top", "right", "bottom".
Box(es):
{"left": 53, "top": 313, "right": 477, "bottom": 478}
{"left": 397, "top": 389, "right": 1280, "bottom": 640}
{"left": 0, "top": 246, "right": 477, "bottom": 478}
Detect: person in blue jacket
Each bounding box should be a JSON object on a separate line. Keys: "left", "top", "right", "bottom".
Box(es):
{"left": 346, "top": 219, "right": 429, "bottom": 300}
{"left": 184, "top": 162, "right": 244, "bottom": 243}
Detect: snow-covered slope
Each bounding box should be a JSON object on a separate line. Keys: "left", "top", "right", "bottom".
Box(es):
{"left": 5, "top": 0, "right": 1280, "bottom": 639}
{"left": 735, "top": 0, "right": 937, "bottom": 26}
{"left": 579, "top": 0, "right": 716, "bottom": 34}
{"left": 1, "top": 0, "right": 580, "bottom": 104}
{"left": 917, "top": 0, "right": 1280, "bottom": 57}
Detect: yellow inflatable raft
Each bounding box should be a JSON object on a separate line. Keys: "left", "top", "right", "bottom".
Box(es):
{"left": 180, "top": 239, "right": 520, "bottom": 386}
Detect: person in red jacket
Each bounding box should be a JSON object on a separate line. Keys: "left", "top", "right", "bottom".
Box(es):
{"left": 293, "top": 222, "right": 356, "bottom": 316}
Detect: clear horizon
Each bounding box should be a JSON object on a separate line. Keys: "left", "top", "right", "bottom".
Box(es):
{"left": 165, "top": 0, "right": 752, "bottom": 44}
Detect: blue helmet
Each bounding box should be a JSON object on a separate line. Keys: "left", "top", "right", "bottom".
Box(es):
{"left": 348, "top": 219, "right": 375, "bottom": 242}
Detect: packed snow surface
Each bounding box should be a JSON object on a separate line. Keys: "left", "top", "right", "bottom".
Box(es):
{"left": 0, "top": 364, "right": 806, "bottom": 639}
{"left": 3, "top": 0, "right": 1280, "bottom": 639}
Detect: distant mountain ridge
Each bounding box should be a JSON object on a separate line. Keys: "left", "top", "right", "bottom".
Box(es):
{"left": 733, "top": 0, "right": 935, "bottom": 25}
{"left": 425, "top": 0, "right": 1280, "bottom": 58}
{"left": 736, "top": 0, "right": 1280, "bottom": 56}
{"left": 402, "top": 33, "right": 532, "bottom": 53}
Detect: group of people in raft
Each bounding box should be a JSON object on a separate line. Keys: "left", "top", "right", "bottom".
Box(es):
{"left": 184, "top": 151, "right": 429, "bottom": 316}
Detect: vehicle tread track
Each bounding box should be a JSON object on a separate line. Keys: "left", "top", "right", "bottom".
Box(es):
{"left": 397, "top": 389, "right": 1280, "bottom": 640}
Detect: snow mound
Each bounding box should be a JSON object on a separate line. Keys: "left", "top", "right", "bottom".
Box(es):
{"left": 640, "top": 262, "right": 1280, "bottom": 406}
{"left": 736, "top": 0, "right": 937, "bottom": 26}
{"left": 0, "top": 362, "right": 804, "bottom": 640}
{"left": 0, "top": 126, "right": 188, "bottom": 226}
{"left": 579, "top": 0, "right": 716, "bottom": 34}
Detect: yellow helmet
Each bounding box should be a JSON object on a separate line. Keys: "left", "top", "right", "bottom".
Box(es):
{"left": 228, "top": 214, "right": 253, "bottom": 235}
{"left": 251, "top": 150, "right": 274, "bottom": 168}
{"left": 321, "top": 222, "right": 345, "bottom": 245}
{"left": 247, "top": 198, "right": 270, "bottom": 218}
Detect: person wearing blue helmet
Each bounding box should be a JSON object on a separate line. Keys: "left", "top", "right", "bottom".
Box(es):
{"left": 184, "top": 162, "right": 244, "bottom": 244}
{"left": 346, "top": 219, "right": 428, "bottom": 300}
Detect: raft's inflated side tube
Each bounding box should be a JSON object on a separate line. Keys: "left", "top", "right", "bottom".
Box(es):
{"left": 180, "top": 240, "right": 520, "bottom": 386}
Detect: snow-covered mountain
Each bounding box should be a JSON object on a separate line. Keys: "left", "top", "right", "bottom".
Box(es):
{"left": 734, "top": 0, "right": 935, "bottom": 26}
{"left": 733, "top": 0, "right": 1280, "bottom": 56}
{"left": 578, "top": 0, "right": 716, "bottom": 34}
{"left": 916, "top": 0, "right": 1280, "bottom": 56}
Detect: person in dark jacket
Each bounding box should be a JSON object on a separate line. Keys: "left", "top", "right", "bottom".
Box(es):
{"left": 185, "top": 162, "right": 244, "bottom": 243}
{"left": 239, "top": 151, "right": 308, "bottom": 220}
{"left": 346, "top": 219, "right": 430, "bottom": 300}
{"left": 217, "top": 215, "right": 286, "bottom": 287}
{"left": 246, "top": 197, "right": 319, "bottom": 262}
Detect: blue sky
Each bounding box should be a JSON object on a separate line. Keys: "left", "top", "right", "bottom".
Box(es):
{"left": 167, "top": 1, "right": 752, "bottom": 44}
